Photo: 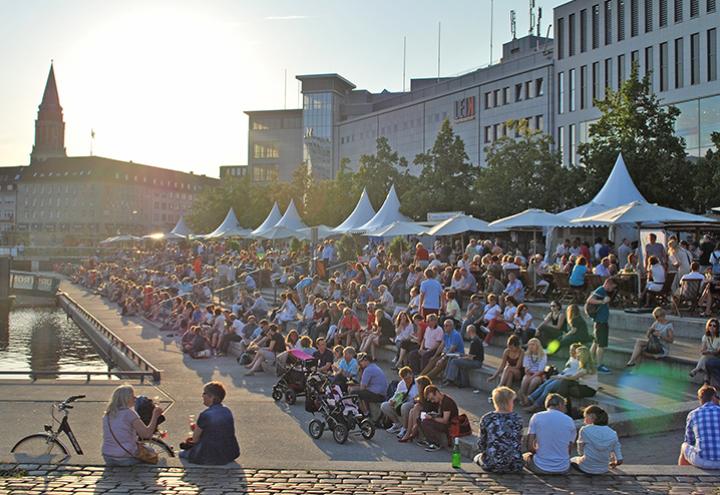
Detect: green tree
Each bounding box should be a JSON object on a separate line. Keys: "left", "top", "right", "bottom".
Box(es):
{"left": 578, "top": 64, "right": 692, "bottom": 209}
{"left": 477, "top": 120, "right": 584, "bottom": 219}
{"left": 352, "top": 137, "right": 411, "bottom": 208}
{"left": 405, "top": 119, "right": 479, "bottom": 220}
{"left": 690, "top": 132, "right": 720, "bottom": 213}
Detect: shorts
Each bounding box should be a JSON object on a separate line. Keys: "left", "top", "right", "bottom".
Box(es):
{"left": 593, "top": 322, "right": 609, "bottom": 348}
{"left": 682, "top": 442, "right": 720, "bottom": 469}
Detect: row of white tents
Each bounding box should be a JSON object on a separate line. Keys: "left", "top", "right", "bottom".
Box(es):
{"left": 103, "top": 153, "right": 715, "bottom": 245}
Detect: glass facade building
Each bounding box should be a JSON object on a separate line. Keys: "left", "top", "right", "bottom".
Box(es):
{"left": 303, "top": 92, "right": 335, "bottom": 179}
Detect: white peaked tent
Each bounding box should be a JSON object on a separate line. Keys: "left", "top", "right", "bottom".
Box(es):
{"left": 366, "top": 221, "right": 426, "bottom": 238}
{"left": 572, "top": 201, "right": 715, "bottom": 225}
{"left": 204, "top": 208, "right": 251, "bottom": 238}
{"left": 298, "top": 225, "right": 336, "bottom": 240}
{"left": 170, "top": 216, "right": 194, "bottom": 237}
{"left": 259, "top": 199, "right": 307, "bottom": 239}
{"left": 425, "top": 214, "right": 505, "bottom": 236}
{"left": 355, "top": 185, "right": 411, "bottom": 234}
{"left": 558, "top": 153, "right": 647, "bottom": 222}
{"left": 333, "top": 188, "right": 376, "bottom": 233}
{"left": 251, "top": 202, "right": 283, "bottom": 237}
{"left": 489, "top": 209, "right": 573, "bottom": 229}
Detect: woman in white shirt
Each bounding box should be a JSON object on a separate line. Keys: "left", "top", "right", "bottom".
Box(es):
{"left": 518, "top": 338, "right": 547, "bottom": 404}
{"left": 513, "top": 304, "right": 534, "bottom": 344}
{"left": 641, "top": 256, "right": 666, "bottom": 307}
{"left": 484, "top": 296, "right": 517, "bottom": 345}
{"left": 689, "top": 318, "right": 720, "bottom": 377}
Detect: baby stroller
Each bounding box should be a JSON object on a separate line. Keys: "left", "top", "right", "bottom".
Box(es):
{"left": 272, "top": 349, "right": 318, "bottom": 405}
{"left": 306, "top": 380, "right": 376, "bottom": 444}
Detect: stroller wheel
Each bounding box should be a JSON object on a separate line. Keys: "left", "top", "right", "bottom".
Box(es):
{"left": 332, "top": 423, "right": 349, "bottom": 444}
{"left": 308, "top": 419, "right": 325, "bottom": 439}
{"left": 284, "top": 389, "right": 297, "bottom": 405}
{"left": 359, "top": 418, "right": 375, "bottom": 440}
{"left": 271, "top": 388, "right": 283, "bottom": 401}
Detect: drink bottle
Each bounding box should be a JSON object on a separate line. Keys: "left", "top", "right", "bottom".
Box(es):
{"left": 451, "top": 437, "right": 461, "bottom": 468}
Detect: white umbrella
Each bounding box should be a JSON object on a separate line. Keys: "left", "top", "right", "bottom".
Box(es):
{"left": 572, "top": 201, "right": 715, "bottom": 225}
{"left": 366, "top": 221, "right": 427, "bottom": 238}
{"left": 489, "top": 208, "right": 575, "bottom": 229}
{"left": 425, "top": 214, "right": 505, "bottom": 236}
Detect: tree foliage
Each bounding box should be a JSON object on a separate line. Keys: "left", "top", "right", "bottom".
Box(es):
{"left": 477, "top": 120, "right": 584, "bottom": 219}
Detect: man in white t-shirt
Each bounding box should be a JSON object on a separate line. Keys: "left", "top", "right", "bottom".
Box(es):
{"left": 524, "top": 393, "right": 577, "bottom": 474}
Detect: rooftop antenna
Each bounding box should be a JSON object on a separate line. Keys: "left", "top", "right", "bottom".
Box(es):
{"left": 90, "top": 129, "right": 95, "bottom": 156}
{"left": 297, "top": 80, "right": 301, "bottom": 108}
{"left": 437, "top": 22, "right": 441, "bottom": 82}
{"left": 402, "top": 36, "right": 407, "bottom": 92}
{"left": 510, "top": 10, "right": 517, "bottom": 40}
{"left": 490, "top": 0, "right": 494, "bottom": 64}
{"left": 536, "top": 7, "right": 543, "bottom": 50}
{"left": 529, "top": 0, "right": 536, "bottom": 35}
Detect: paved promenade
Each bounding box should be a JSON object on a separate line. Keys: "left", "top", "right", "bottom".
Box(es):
{"left": 1, "top": 464, "right": 720, "bottom": 494}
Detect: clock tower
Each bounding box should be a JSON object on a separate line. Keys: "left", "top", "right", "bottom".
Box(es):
{"left": 30, "top": 62, "right": 67, "bottom": 163}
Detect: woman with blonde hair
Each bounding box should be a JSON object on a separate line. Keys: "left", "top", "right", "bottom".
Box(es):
{"left": 526, "top": 345, "right": 597, "bottom": 412}
{"left": 398, "top": 375, "right": 433, "bottom": 443}
{"left": 626, "top": 307, "right": 674, "bottom": 367}
{"left": 101, "top": 384, "right": 162, "bottom": 466}
{"left": 475, "top": 386, "right": 524, "bottom": 472}
{"left": 518, "top": 338, "right": 547, "bottom": 404}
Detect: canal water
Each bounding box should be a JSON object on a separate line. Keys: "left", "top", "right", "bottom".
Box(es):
{"left": 0, "top": 307, "right": 108, "bottom": 377}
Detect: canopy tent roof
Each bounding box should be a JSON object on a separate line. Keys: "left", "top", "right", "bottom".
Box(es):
{"left": 366, "top": 220, "right": 426, "bottom": 238}
{"left": 297, "top": 225, "right": 337, "bottom": 241}
{"left": 170, "top": 216, "right": 194, "bottom": 237}
{"left": 256, "top": 225, "right": 298, "bottom": 240}
{"left": 425, "top": 214, "right": 505, "bottom": 237}
{"left": 252, "top": 202, "right": 283, "bottom": 237}
{"left": 571, "top": 201, "right": 716, "bottom": 225}
{"left": 204, "top": 208, "right": 252, "bottom": 238}
{"left": 558, "top": 153, "right": 647, "bottom": 222}
{"left": 489, "top": 208, "right": 574, "bottom": 229}
{"left": 354, "top": 185, "right": 411, "bottom": 233}
{"left": 273, "top": 199, "right": 307, "bottom": 231}
{"left": 333, "top": 188, "right": 376, "bottom": 233}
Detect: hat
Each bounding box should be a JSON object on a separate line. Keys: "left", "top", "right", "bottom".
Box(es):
{"left": 357, "top": 352, "right": 370, "bottom": 362}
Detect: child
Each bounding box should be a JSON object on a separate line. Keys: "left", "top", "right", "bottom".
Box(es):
{"left": 571, "top": 405, "right": 623, "bottom": 474}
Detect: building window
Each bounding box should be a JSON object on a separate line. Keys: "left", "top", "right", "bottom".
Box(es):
{"left": 660, "top": 0, "right": 668, "bottom": 27}
{"left": 674, "top": 0, "right": 684, "bottom": 22}
{"left": 493, "top": 124, "right": 499, "bottom": 141}
{"left": 691, "top": 0, "right": 700, "bottom": 16}
{"left": 484, "top": 92, "right": 492, "bottom": 109}
{"left": 252, "top": 164, "right": 279, "bottom": 182}
{"left": 536, "top": 78, "right": 544, "bottom": 96}
{"left": 631, "top": 0, "right": 639, "bottom": 36}
{"left": 569, "top": 68, "right": 576, "bottom": 112}
{"left": 605, "top": 1, "right": 613, "bottom": 45}
{"left": 558, "top": 126, "right": 565, "bottom": 165}
{"left": 675, "top": 37, "right": 684, "bottom": 88}
{"left": 557, "top": 17, "right": 565, "bottom": 59}
{"left": 569, "top": 124, "right": 577, "bottom": 165}
{"left": 569, "top": 13, "right": 576, "bottom": 56}
{"left": 660, "top": 41, "right": 669, "bottom": 90}
{"left": 484, "top": 126, "right": 492, "bottom": 143}
{"left": 558, "top": 72, "right": 565, "bottom": 114}
{"left": 709, "top": 28, "right": 718, "bottom": 81}
{"left": 253, "top": 143, "right": 280, "bottom": 159}
{"left": 645, "top": 0, "right": 653, "bottom": 32}
{"left": 618, "top": 0, "right": 626, "bottom": 41}
{"left": 592, "top": 61, "right": 600, "bottom": 103}
{"left": 503, "top": 87, "right": 510, "bottom": 105}
{"left": 526, "top": 80, "right": 533, "bottom": 98}
{"left": 536, "top": 115, "right": 544, "bottom": 132}
{"left": 691, "top": 33, "right": 700, "bottom": 85}
{"left": 580, "top": 65, "right": 588, "bottom": 109}
{"left": 645, "top": 45, "right": 654, "bottom": 90}
{"left": 515, "top": 84, "right": 522, "bottom": 102}
{"left": 580, "top": 9, "right": 588, "bottom": 52}
{"left": 592, "top": 4, "right": 600, "bottom": 49}
{"left": 710, "top": 0, "right": 717, "bottom": 13}
{"left": 631, "top": 49, "right": 640, "bottom": 69}
{"left": 493, "top": 89, "right": 500, "bottom": 106}
{"left": 605, "top": 57, "right": 613, "bottom": 91}
{"left": 618, "top": 53, "right": 626, "bottom": 86}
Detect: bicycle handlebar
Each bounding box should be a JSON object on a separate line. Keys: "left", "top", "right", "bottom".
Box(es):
{"left": 66, "top": 395, "right": 86, "bottom": 403}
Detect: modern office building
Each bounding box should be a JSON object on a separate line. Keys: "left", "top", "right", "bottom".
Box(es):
{"left": 554, "top": 0, "right": 720, "bottom": 163}
{"left": 244, "top": 109, "right": 303, "bottom": 182}
{"left": 219, "top": 164, "right": 249, "bottom": 179}
{"left": 246, "top": 0, "right": 720, "bottom": 178}
{"left": 0, "top": 64, "right": 219, "bottom": 245}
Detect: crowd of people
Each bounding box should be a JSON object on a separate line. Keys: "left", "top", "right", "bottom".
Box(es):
{"left": 67, "top": 233, "right": 720, "bottom": 470}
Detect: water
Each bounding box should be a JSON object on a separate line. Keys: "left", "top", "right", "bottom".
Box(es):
{"left": 0, "top": 307, "right": 109, "bottom": 377}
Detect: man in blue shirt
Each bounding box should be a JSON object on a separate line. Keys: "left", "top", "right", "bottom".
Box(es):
{"left": 422, "top": 319, "right": 464, "bottom": 380}
{"left": 350, "top": 353, "right": 388, "bottom": 415}
{"left": 419, "top": 268, "right": 444, "bottom": 318}
{"left": 679, "top": 385, "right": 720, "bottom": 469}
{"left": 585, "top": 277, "right": 617, "bottom": 374}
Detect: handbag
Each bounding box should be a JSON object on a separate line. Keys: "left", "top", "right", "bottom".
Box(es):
{"left": 544, "top": 365, "right": 559, "bottom": 378}
{"left": 644, "top": 333, "right": 664, "bottom": 355}
{"left": 449, "top": 413, "right": 472, "bottom": 438}
{"left": 106, "top": 415, "right": 159, "bottom": 464}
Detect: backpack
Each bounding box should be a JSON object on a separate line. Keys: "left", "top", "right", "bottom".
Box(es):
{"left": 584, "top": 297, "right": 600, "bottom": 319}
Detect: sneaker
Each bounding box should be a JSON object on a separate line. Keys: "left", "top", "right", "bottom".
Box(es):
{"left": 396, "top": 427, "right": 407, "bottom": 438}
{"left": 415, "top": 439, "right": 429, "bottom": 447}
{"left": 424, "top": 443, "right": 441, "bottom": 452}
{"left": 597, "top": 364, "right": 612, "bottom": 374}
{"left": 386, "top": 424, "right": 401, "bottom": 434}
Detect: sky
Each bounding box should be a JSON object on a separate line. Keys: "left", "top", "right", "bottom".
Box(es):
{"left": 0, "top": 0, "right": 566, "bottom": 177}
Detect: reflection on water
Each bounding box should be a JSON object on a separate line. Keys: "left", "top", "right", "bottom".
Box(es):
{"left": 0, "top": 307, "right": 108, "bottom": 377}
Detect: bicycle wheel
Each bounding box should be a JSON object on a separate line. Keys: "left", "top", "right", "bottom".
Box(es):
{"left": 11, "top": 434, "right": 68, "bottom": 457}
{"left": 142, "top": 438, "right": 175, "bottom": 458}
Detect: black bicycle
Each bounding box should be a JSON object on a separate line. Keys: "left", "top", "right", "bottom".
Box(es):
{"left": 11, "top": 395, "right": 175, "bottom": 459}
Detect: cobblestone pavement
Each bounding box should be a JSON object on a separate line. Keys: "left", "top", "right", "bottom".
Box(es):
{"left": 1, "top": 465, "right": 720, "bottom": 495}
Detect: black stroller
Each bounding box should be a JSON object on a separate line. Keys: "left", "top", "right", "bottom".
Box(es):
{"left": 305, "top": 378, "right": 375, "bottom": 444}
{"left": 272, "top": 349, "right": 319, "bottom": 405}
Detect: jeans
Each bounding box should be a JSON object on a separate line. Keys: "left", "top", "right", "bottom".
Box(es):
{"left": 103, "top": 455, "right": 141, "bottom": 466}
{"left": 444, "top": 357, "right": 483, "bottom": 387}
{"left": 529, "top": 378, "right": 562, "bottom": 407}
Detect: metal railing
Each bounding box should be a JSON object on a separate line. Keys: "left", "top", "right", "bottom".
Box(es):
{"left": 58, "top": 292, "right": 162, "bottom": 383}
{"left": 0, "top": 370, "right": 157, "bottom": 382}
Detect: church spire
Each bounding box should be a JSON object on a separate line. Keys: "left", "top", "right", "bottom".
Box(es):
{"left": 31, "top": 62, "right": 67, "bottom": 163}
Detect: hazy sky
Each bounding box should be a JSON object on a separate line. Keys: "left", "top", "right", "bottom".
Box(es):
{"left": 0, "top": 0, "right": 565, "bottom": 177}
